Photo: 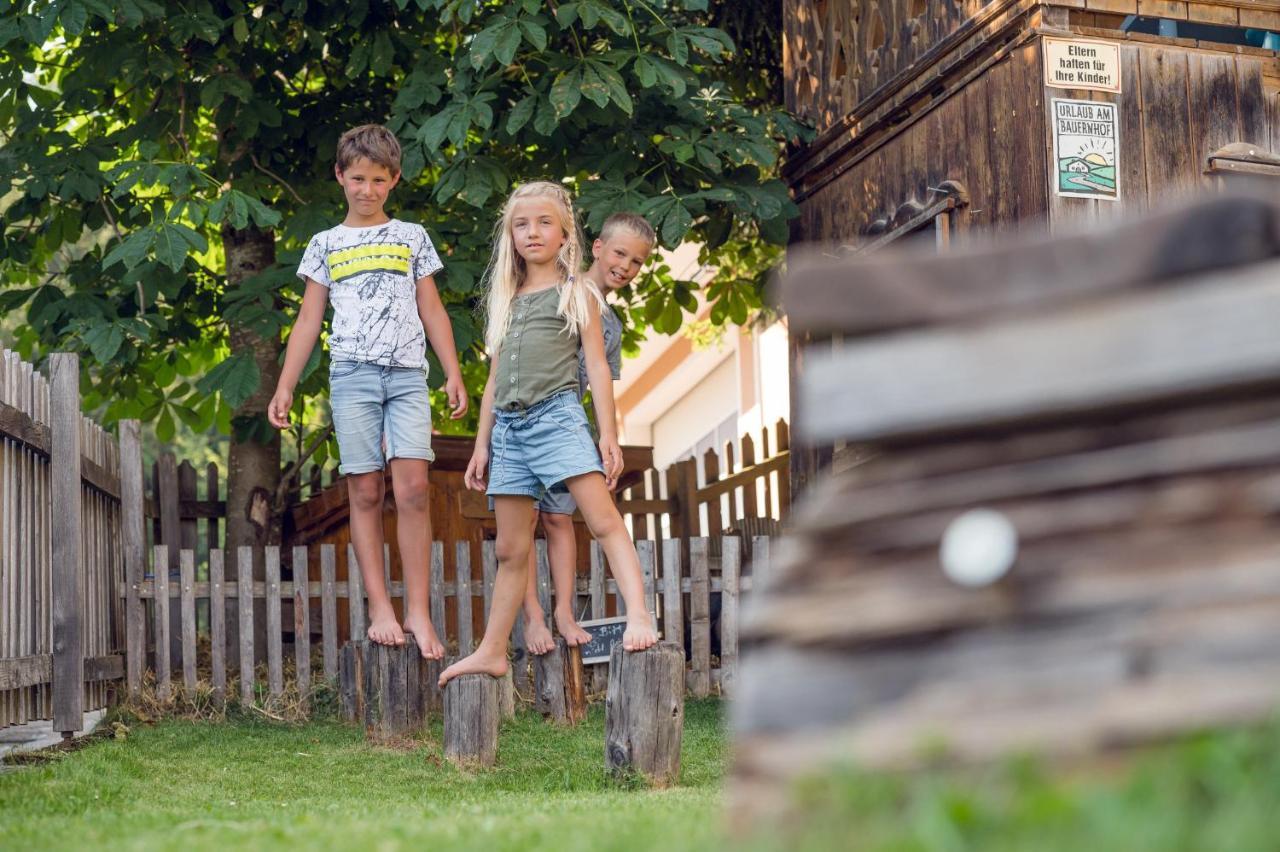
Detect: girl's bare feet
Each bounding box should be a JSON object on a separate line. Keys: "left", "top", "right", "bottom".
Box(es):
{"left": 438, "top": 649, "right": 509, "bottom": 687}
{"left": 554, "top": 609, "right": 592, "bottom": 646}
{"left": 367, "top": 604, "right": 405, "bottom": 646}
{"left": 401, "top": 613, "right": 445, "bottom": 660}
{"left": 622, "top": 613, "right": 658, "bottom": 652}
{"left": 524, "top": 617, "right": 556, "bottom": 656}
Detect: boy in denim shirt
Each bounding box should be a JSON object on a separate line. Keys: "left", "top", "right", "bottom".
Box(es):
{"left": 268, "top": 124, "right": 467, "bottom": 659}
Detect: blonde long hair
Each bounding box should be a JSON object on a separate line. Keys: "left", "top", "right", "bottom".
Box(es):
{"left": 482, "top": 181, "right": 602, "bottom": 353}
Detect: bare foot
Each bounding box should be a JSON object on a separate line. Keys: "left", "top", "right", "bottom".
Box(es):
{"left": 367, "top": 607, "right": 405, "bottom": 646}
{"left": 402, "top": 613, "right": 445, "bottom": 660}
{"left": 554, "top": 609, "right": 592, "bottom": 647}
{"left": 622, "top": 613, "right": 658, "bottom": 652}
{"left": 524, "top": 617, "right": 556, "bottom": 656}
{"left": 438, "top": 649, "right": 509, "bottom": 688}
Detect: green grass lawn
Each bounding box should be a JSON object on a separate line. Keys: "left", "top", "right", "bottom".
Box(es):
{"left": 4, "top": 698, "right": 1280, "bottom": 852}
{"left": 0, "top": 700, "right": 728, "bottom": 852}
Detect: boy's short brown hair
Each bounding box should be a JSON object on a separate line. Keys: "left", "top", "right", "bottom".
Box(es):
{"left": 336, "top": 124, "right": 401, "bottom": 175}
{"left": 600, "top": 212, "right": 657, "bottom": 247}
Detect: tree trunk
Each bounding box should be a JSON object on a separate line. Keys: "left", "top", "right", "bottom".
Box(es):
{"left": 222, "top": 223, "right": 281, "bottom": 666}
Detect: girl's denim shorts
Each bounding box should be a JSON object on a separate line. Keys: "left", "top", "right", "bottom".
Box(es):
{"left": 487, "top": 389, "right": 603, "bottom": 500}
{"left": 329, "top": 360, "right": 434, "bottom": 475}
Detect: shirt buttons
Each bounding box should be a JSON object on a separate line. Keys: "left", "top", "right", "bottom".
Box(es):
{"left": 510, "top": 377, "right": 516, "bottom": 384}
{"left": 513, "top": 331, "right": 520, "bottom": 337}
{"left": 511, "top": 354, "right": 517, "bottom": 361}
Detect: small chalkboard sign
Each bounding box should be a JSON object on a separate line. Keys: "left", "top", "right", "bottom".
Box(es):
{"left": 578, "top": 616, "right": 628, "bottom": 665}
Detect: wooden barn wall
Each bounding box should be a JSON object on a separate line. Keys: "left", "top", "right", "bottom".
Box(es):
{"left": 783, "top": 0, "right": 1006, "bottom": 129}
{"left": 793, "top": 41, "right": 1049, "bottom": 242}
{"left": 1048, "top": 42, "right": 1273, "bottom": 226}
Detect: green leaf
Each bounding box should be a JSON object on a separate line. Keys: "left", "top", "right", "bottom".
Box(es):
{"left": 232, "top": 16, "right": 249, "bottom": 43}
{"left": 580, "top": 64, "right": 610, "bottom": 109}
{"left": 61, "top": 2, "right": 88, "bottom": 36}
{"left": 371, "top": 31, "right": 394, "bottom": 76}
{"left": 506, "top": 94, "right": 536, "bottom": 135}
{"left": 519, "top": 19, "right": 547, "bottom": 52}
{"left": 494, "top": 21, "right": 521, "bottom": 66}
{"left": 103, "top": 230, "right": 154, "bottom": 270}
{"left": 84, "top": 322, "right": 124, "bottom": 363}
{"left": 661, "top": 202, "right": 693, "bottom": 247}
{"left": 634, "top": 56, "right": 657, "bottom": 88}
{"left": 667, "top": 32, "right": 689, "bottom": 65}
{"left": 549, "top": 68, "right": 582, "bottom": 118}
{"left": 532, "top": 96, "right": 558, "bottom": 135}
{"left": 197, "top": 354, "right": 261, "bottom": 410}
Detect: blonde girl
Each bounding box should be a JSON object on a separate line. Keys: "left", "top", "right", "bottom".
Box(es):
{"left": 439, "top": 182, "right": 658, "bottom": 686}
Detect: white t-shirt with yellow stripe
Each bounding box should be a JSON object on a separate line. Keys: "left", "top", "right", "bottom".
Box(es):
{"left": 297, "top": 219, "right": 444, "bottom": 368}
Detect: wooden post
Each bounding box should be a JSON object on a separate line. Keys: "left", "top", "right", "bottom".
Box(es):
{"left": 636, "top": 539, "right": 656, "bottom": 618}
{"left": 443, "top": 673, "right": 500, "bottom": 766}
{"left": 361, "top": 639, "right": 429, "bottom": 742}
{"left": 50, "top": 353, "right": 83, "bottom": 736}
{"left": 498, "top": 668, "right": 515, "bottom": 720}
{"left": 533, "top": 638, "right": 588, "bottom": 725}
{"left": 119, "top": 419, "right": 145, "bottom": 700}
{"left": 429, "top": 541, "right": 445, "bottom": 650}
{"left": 605, "top": 642, "right": 684, "bottom": 787}
{"left": 339, "top": 640, "right": 365, "bottom": 723}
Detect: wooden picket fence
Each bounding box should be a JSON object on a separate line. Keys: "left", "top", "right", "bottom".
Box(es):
{"left": 122, "top": 534, "right": 771, "bottom": 707}
{"left": 0, "top": 351, "right": 126, "bottom": 733}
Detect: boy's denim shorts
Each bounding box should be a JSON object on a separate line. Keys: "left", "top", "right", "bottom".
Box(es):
{"left": 330, "top": 360, "right": 434, "bottom": 475}
{"left": 487, "top": 389, "right": 603, "bottom": 501}
{"left": 537, "top": 481, "right": 577, "bottom": 515}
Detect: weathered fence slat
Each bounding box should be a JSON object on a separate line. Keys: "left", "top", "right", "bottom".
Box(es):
{"left": 293, "top": 545, "right": 311, "bottom": 701}
{"left": 589, "top": 541, "right": 608, "bottom": 693}
{"left": 688, "top": 537, "right": 711, "bottom": 698}
{"left": 120, "top": 420, "right": 145, "bottom": 700}
{"left": 661, "top": 538, "right": 684, "bottom": 654}
{"left": 180, "top": 548, "right": 197, "bottom": 694}
{"left": 320, "top": 544, "right": 337, "bottom": 680}
{"left": 347, "top": 543, "right": 365, "bottom": 643}
{"left": 482, "top": 540, "right": 497, "bottom": 621}
{"left": 265, "top": 546, "right": 283, "bottom": 701}
{"left": 456, "top": 542, "right": 473, "bottom": 654}
{"left": 209, "top": 549, "right": 226, "bottom": 705}
{"left": 51, "top": 353, "right": 83, "bottom": 734}
{"left": 153, "top": 545, "right": 170, "bottom": 702}
{"left": 636, "top": 539, "right": 656, "bottom": 618}
{"left": 237, "top": 546, "right": 254, "bottom": 706}
{"left": 720, "top": 536, "right": 741, "bottom": 697}
{"left": 429, "top": 541, "right": 446, "bottom": 648}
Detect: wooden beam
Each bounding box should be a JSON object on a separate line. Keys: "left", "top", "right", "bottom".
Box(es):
{"left": 799, "top": 263, "right": 1280, "bottom": 443}
{"left": 50, "top": 353, "right": 84, "bottom": 735}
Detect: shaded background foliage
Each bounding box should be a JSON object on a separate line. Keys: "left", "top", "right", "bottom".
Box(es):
{"left": 0, "top": 0, "right": 807, "bottom": 539}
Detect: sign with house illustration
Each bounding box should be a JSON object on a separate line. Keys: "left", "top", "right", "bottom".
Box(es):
{"left": 1052, "top": 98, "right": 1119, "bottom": 200}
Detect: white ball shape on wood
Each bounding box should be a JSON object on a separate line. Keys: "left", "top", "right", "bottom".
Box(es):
{"left": 940, "top": 508, "right": 1018, "bottom": 588}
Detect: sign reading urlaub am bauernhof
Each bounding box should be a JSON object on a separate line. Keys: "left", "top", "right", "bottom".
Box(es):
{"left": 1044, "top": 37, "right": 1121, "bottom": 93}
{"left": 1052, "top": 98, "right": 1119, "bottom": 201}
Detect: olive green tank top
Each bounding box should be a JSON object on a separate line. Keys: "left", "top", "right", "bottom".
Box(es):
{"left": 493, "top": 285, "right": 581, "bottom": 411}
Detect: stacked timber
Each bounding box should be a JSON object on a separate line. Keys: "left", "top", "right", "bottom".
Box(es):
{"left": 734, "top": 195, "right": 1280, "bottom": 806}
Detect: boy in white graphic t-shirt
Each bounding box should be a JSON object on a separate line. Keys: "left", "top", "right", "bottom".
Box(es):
{"left": 268, "top": 124, "right": 467, "bottom": 660}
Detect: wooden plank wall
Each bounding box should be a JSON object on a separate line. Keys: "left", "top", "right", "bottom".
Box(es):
{"left": 783, "top": 0, "right": 1006, "bottom": 128}
{"left": 793, "top": 41, "right": 1050, "bottom": 243}
{"left": 1046, "top": 38, "right": 1273, "bottom": 227}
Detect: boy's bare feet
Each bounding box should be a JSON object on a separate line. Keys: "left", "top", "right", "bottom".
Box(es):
{"left": 367, "top": 603, "right": 405, "bottom": 646}
{"left": 554, "top": 609, "right": 592, "bottom": 647}
{"left": 438, "top": 649, "right": 509, "bottom": 687}
{"left": 401, "top": 613, "right": 445, "bottom": 660}
{"left": 622, "top": 613, "right": 658, "bottom": 652}
{"left": 524, "top": 617, "right": 556, "bottom": 656}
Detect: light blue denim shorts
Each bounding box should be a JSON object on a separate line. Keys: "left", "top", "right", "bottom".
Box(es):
{"left": 487, "top": 389, "right": 603, "bottom": 501}
{"left": 329, "top": 360, "right": 434, "bottom": 475}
